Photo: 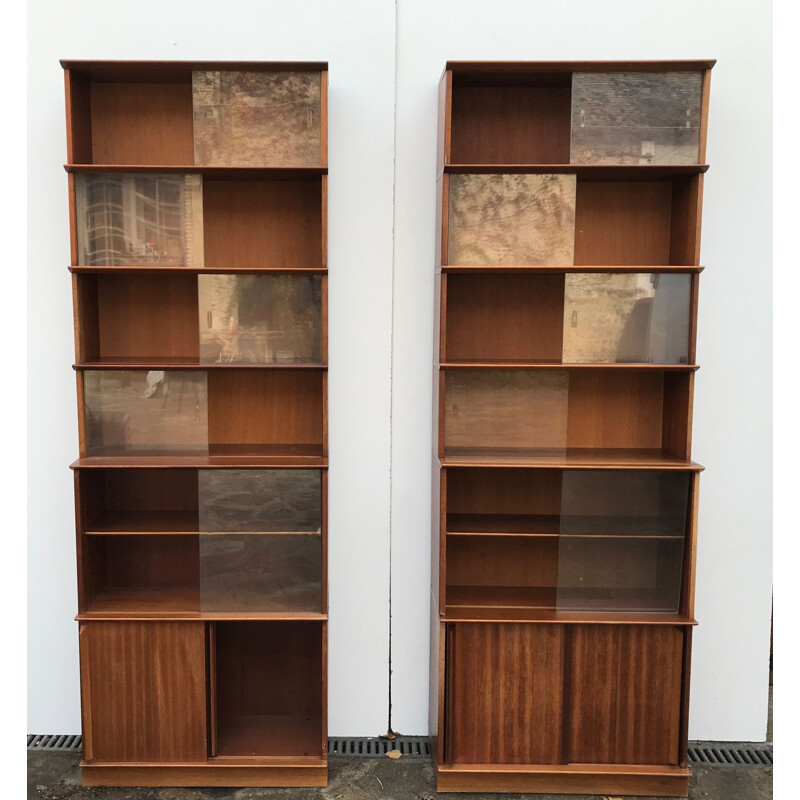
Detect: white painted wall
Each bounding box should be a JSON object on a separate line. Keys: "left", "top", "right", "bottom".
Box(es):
{"left": 390, "top": 0, "right": 772, "bottom": 742}
{"left": 29, "top": 0, "right": 772, "bottom": 742}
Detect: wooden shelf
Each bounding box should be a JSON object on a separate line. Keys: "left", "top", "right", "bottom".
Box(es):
{"left": 443, "top": 607, "right": 697, "bottom": 625}
{"left": 69, "top": 265, "right": 327, "bottom": 274}
{"left": 444, "top": 163, "right": 709, "bottom": 178}
{"left": 442, "top": 264, "right": 705, "bottom": 274}
{"left": 441, "top": 448, "right": 703, "bottom": 470}
{"left": 84, "top": 510, "right": 199, "bottom": 535}
{"left": 445, "top": 513, "right": 684, "bottom": 538}
{"left": 75, "top": 360, "right": 327, "bottom": 370}
{"left": 447, "top": 513, "right": 559, "bottom": 536}
{"left": 79, "top": 584, "right": 327, "bottom": 621}
{"left": 447, "top": 585, "right": 557, "bottom": 610}
{"left": 441, "top": 361, "right": 697, "bottom": 371}
{"left": 70, "top": 445, "right": 328, "bottom": 469}
{"left": 216, "top": 715, "right": 322, "bottom": 759}
{"left": 65, "top": 164, "right": 326, "bottom": 179}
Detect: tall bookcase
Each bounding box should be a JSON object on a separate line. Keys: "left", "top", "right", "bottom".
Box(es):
{"left": 63, "top": 60, "right": 329, "bottom": 788}
{"left": 431, "top": 60, "right": 713, "bottom": 796}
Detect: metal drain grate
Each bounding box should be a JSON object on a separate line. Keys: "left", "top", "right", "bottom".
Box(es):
{"left": 27, "top": 735, "right": 83, "bottom": 752}
{"left": 328, "top": 736, "right": 430, "bottom": 758}
{"left": 688, "top": 742, "right": 773, "bottom": 766}
{"left": 28, "top": 735, "right": 770, "bottom": 765}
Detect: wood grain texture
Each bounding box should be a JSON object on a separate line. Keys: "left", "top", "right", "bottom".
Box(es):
{"left": 81, "top": 763, "right": 327, "bottom": 787}
{"left": 566, "top": 369, "right": 664, "bottom": 450}
{"left": 437, "top": 764, "right": 689, "bottom": 796}
{"left": 445, "top": 369, "right": 568, "bottom": 451}
{"left": 207, "top": 370, "right": 323, "bottom": 449}
{"left": 74, "top": 273, "right": 100, "bottom": 363}
{"left": 661, "top": 371, "right": 693, "bottom": 460}
{"left": 446, "top": 468, "right": 562, "bottom": 518}
{"left": 81, "top": 621, "right": 206, "bottom": 762}
{"left": 214, "top": 621, "right": 324, "bottom": 757}
{"left": 203, "top": 179, "right": 323, "bottom": 269}
{"left": 567, "top": 625, "right": 683, "bottom": 765}
{"left": 90, "top": 83, "right": 194, "bottom": 165}
{"left": 64, "top": 71, "right": 93, "bottom": 164}
{"left": 450, "top": 86, "right": 571, "bottom": 165}
{"left": 446, "top": 623, "right": 565, "bottom": 764}
{"left": 669, "top": 176, "right": 703, "bottom": 267}
{"left": 575, "top": 181, "right": 673, "bottom": 266}
{"left": 94, "top": 273, "right": 199, "bottom": 360}
{"left": 444, "top": 274, "right": 565, "bottom": 362}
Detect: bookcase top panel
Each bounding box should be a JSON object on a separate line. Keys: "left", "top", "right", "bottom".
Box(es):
{"left": 61, "top": 60, "right": 328, "bottom": 81}
{"left": 445, "top": 59, "right": 715, "bottom": 74}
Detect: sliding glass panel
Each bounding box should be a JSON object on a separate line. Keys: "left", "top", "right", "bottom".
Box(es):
{"left": 198, "top": 274, "right": 322, "bottom": 364}
{"left": 556, "top": 470, "right": 690, "bottom": 612}
{"left": 557, "top": 536, "right": 684, "bottom": 613}
{"left": 447, "top": 174, "right": 576, "bottom": 266}
{"left": 198, "top": 470, "right": 321, "bottom": 532}
{"left": 571, "top": 72, "right": 703, "bottom": 165}
{"left": 562, "top": 273, "right": 692, "bottom": 364}
{"left": 83, "top": 370, "right": 208, "bottom": 456}
{"left": 199, "top": 533, "right": 321, "bottom": 612}
{"left": 199, "top": 470, "right": 322, "bottom": 612}
{"left": 193, "top": 71, "right": 322, "bottom": 167}
{"left": 444, "top": 370, "right": 568, "bottom": 456}
{"left": 75, "top": 174, "right": 203, "bottom": 266}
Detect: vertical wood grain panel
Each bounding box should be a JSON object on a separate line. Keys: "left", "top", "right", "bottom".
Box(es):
{"left": 574, "top": 182, "right": 672, "bottom": 267}
{"left": 90, "top": 83, "right": 194, "bottom": 165}
{"left": 82, "top": 621, "right": 206, "bottom": 762}
{"left": 567, "top": 625, "right": 683, "bottom": 765}
{"left": 444, "top": 274, "right": 565, "bottom": 362}
{"left": 566, "top": 370, "right": 664, "bottom": 450}
{"left": 64, "top": 70, "right": 93, "bottom": 164}
{"left": 320, "top": 72, "right": 328, "bottom": 168}
{"left": 446, "top": 623, "right": 564, "bottom": 764}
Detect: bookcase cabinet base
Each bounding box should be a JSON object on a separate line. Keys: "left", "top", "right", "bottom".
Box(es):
{"left": 436, "top": 764, "right": 690, "bottom": 796}
{"left": 81, "top": 762, "right": 328, "bottom": 787}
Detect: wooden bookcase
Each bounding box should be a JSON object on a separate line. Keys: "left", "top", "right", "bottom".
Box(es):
{"left": 63, "top": 60, "right": 329, "bottom": 788}
{"left": 431, "top": 60, "right": 713, "bottom": 796}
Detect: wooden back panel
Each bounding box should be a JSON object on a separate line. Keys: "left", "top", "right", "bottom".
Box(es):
{"left": 203, "top": 179, "right": 323, "bottom": 269}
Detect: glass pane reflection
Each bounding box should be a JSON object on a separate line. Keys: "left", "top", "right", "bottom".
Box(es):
{"left": 556, "top": 470, "right": 689, "bottom": 613}
{"left": 75, "top": 174, "right": 204, "bottom": 267}
{"left": 444, "top": 369, "right": 568, "bottom": 453}
{"left": 562, "top": 273, "right": 691, "bottom": 364}
{"left": 447, "top": 174, "right": 576, "bottom": 266}
{"left": 83, "top": 370, "right": 208, "bottom": 456}
{"left": 571, "top": 72, "right": 703, "bottom": 166}
{"left": 198, "top": 274, "right": 322, "bottom": 364}
{"left": 200, "top": 533, "right": 322, "bottom": 613}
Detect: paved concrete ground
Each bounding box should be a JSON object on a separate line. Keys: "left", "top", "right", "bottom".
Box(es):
{"left": 28, "top": 689, "right": 773, "bottom": 800}
{"left": 26, "top": 750, "right": 772, "bottom": 800}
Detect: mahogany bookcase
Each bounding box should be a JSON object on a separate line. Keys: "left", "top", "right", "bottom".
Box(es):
{"left": 63, "top": 60, "right": 329, "bottom": 787}
{"left": 430, "top": 59, "right": 713, "bottom": 796}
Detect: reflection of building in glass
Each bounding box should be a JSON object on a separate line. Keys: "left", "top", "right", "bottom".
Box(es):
{"left": 76, "top": 174, "right": 203, "bottom": 266}
{"left": 198, "top": 274, "right": 322, "bottom": 363}
{"left": 563, "top": 273, "right": 691, "bottom": 364}
{"left": 571, "top": 72, "right": 703, "bottom": 165}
